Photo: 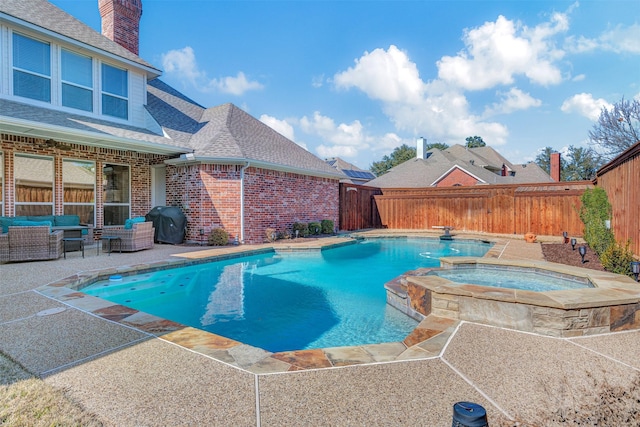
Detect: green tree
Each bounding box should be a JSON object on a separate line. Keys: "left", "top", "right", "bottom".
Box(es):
{"left": 370, "top": 144, "right": 415, "bottom": 176}
{"left": 465, "top": 136, "right": 486, "bottom": 148}
{"left": 563, "top": 146, "right": 603, "bottom": 181}
{"left": 535, "top": 146, "right": 603, "bottom": 181}
{"left": 428, "top": 142, "right": 449, "bottom": 151}
{"left": 589, "top": 97, "right": 640, "bottom": 160}
{"left": 535, "top": 147, "right": 566, "bottom": 179}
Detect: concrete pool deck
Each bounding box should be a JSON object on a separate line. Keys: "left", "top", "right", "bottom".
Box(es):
{"left": 2, "top": 232, "right": 640, "bottom": 425}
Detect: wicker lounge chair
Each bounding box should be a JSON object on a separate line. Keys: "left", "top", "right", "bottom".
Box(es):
{"left": 0, "top": 226, "right": 63, "bottom": 262}
{"left": 102, "top": 221, "right": 154, "bottom": 252}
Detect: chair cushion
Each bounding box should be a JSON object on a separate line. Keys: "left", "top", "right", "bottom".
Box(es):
{"left": 54, "top": 215, "right": 80, "bottom": 226}
{"left": 0, "top": 217, "right": 12, "bottom": 233}
{"left": 11, "top": 220, "right": 53, "bottom": 231}
{"left": 27, "top": 215, "right": 55, "bottom": 224}
{"left": 124, "top": 216, "right": 147, "bottom": 230}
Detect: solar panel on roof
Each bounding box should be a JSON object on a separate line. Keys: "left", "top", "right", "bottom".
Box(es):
{"left": 343, "top": 169, "right": 375, "bottom": 179}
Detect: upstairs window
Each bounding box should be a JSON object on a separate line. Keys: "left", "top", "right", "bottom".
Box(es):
{"left": 101, "top": 63, "right": 128, "bottom": 119}
{"left": 61, "top": 49, "right": 93, "bottom": 112}
{"left": 13, "top": 33, "right": 51, "bottom": 102}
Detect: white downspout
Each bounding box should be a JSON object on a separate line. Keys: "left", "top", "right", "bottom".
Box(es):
{"left": 239, "top": 162, "right": 250, "bottom": 243}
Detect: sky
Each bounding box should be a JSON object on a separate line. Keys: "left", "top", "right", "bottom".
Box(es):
{"left": 50, "top": 0, "right": 640, "bottom": 169}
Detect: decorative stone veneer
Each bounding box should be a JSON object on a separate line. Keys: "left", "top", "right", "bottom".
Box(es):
{"left": 386, "top": 257, "right": 640, "bottom": 338}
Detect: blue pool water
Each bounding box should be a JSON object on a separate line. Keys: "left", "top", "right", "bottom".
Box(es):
{"left": 429, "top": 266, "right": 593, "bottom": 292}
{"left": 83, "top": 238, "right": 492, "bottom": 352}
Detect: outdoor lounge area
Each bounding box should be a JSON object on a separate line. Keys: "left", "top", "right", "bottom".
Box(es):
{"left": 2, "top": 231, "right": 640, "bottom": 425}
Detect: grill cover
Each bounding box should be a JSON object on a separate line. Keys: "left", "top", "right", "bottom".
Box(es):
{"left": 145, "top": 206, "right": 186, "bottom": 244}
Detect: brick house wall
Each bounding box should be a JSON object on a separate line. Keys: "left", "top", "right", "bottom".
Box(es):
{"left": 243, "top": 167, "right": 339, "bottom": 244}
{"left": 435, "top": 168, "right": 480, "bottom": 187}
{"left": 165, "top": 164, "right": 339, "bottom": 244}
{"left": 1, "top": 133, "right": 167, "bottom": 227}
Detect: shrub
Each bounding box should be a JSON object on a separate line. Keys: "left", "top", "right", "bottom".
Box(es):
{"left": 207, "top": 228, "right": 229, "bottom": 246}
{"left": 278, "top": 229, "right": 291, "bottom": 240}
{"left": 320, "top": 219, "right": 334, "bottom": 234}
{"left": 292, "top": 222, "right": 308, "bottom": 238}
{"left": 265, "top": 227, "right": 277, "bottom": 242}
{"left": 600, "top": 240, "right": 635, "bottom": 276}
{"left": 579, "top": 187, "right": 614, "bottom": 256}
{"left": 308, "top": 221, "right": 321, "bottom": 235}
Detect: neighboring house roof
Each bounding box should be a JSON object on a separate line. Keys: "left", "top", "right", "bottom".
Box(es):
{"left": 366, "top": 144, "right": 553, "bottom": 188}
{"left": 0, "top": 0, "right": 159, "bottom": 74}
{"left": 325, "top": 157, "right": 376, "bottom": 184}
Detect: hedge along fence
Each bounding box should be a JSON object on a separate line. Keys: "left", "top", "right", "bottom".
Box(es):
{"left": 370, "top": 181, "right": 593, "bottom": 237}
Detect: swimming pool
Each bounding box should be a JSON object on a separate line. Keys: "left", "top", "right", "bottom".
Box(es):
{"left": 83, "top": 238, "right": 492, "bottom": 352}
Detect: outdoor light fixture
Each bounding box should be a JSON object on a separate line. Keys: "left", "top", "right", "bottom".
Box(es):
{"left": 631, "top": 261, "right": 640, "bottom": 282}
{"left": 570, "top": 238, "right": 577, "bottom": 250}
{"left": 579, "top": 246, "right": 587, "bottom": 263}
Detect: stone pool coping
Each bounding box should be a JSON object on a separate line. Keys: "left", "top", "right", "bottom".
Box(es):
{"left": 386, "top": 257, "right": 640, "bottom": 338}
{"left": 36, "top": 235, "right": 561, "bottom": 374}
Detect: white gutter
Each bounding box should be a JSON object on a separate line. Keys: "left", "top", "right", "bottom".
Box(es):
{"left": 240, "top": 162, "right": 251, "bottom": 244}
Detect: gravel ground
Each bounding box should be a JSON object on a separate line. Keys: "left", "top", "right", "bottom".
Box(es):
{"left": 541, "top": 242, "right": 605, "bottom": 271}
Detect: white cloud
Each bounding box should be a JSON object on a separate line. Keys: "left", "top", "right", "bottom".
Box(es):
{"left": 437, "top": 13, "right": 567, "bottom": 90}
{"left": 160, "top": 46, "right": 204, "bottom": 85}
{"left": 213, "top": 72, "right": 263, "bottom": 95}
{"left": 311, "top": 74, "right": 325, "bottom": 88}
{"left": 565, "top": 23, "right": 640, "bottom": 54}
{"left": 484, "top": 88, "right": 542, "bottom": 116}
{"left": 334, "top": 45, "right": 425, "bottom": 104}
{"left": 259, "top": 115, "right": 296, "bottom": 141}
{"left": 560, "top": 93, "right": 613, "bottom": 120}
{"left": 161, "top": 47, "right": 263, "bottom": 95}
{"left": 572, "top": 74, "right": 586, "bottom": 82}
{"left": 299, "top": 111, "right": 372, "bottom": 159}
{"left": 333, "top": 48, "right": 509, "bottom": 147}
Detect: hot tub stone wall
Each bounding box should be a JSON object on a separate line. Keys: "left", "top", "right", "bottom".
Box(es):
{"left": 387, "top": 279, "right": 640, "bottom": 338}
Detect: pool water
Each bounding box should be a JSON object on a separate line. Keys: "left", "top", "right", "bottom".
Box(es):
{"left": 430, "top": 266, "right": 594, "bottom": 292}
{"left": 83, "top": 238, "right": 492, "bottom": 352}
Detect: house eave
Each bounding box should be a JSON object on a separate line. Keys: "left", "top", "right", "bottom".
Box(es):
{"left": 165, "top": 156, "right": 343, "bottom": 180}
{"left": 0, "top": 117, "right": 191, "bottom": 155}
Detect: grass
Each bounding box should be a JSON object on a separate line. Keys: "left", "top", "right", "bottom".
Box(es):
{"left": 0, "top": 353, "right": 102, "bottom": 426}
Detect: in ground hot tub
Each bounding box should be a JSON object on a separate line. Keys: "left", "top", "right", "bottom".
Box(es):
{"left": 385, "top": 257, "right": 640, "bottom": 338}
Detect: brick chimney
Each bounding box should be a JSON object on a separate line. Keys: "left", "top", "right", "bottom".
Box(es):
{"left": 99, "top": 0, "right": 142, "bottom": 55}
{"left": 550, "top": 152, "right": 561, "bottom": 182}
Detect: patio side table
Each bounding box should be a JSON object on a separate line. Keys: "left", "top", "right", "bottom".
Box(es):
{"left": 62, "top": 237, "right": 84, "bottom": 259}
{"left": 99, "top": 236, "right": 122, "bottom": 256}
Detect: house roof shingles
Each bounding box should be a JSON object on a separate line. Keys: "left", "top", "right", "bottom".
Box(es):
{"left": 366, "top": 144, "right": 553, "bottom": 188}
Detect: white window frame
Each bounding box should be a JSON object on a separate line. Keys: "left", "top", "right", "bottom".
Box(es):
{"left": 13, "top": 154, "right": 54, "bottom": 216}
{"left": 100, "top": 62, "right": 129, "bottom": 120}
{"left": 62, "top": 158, "right": 96, "bottom": 225}
{"left": 60, "top": 49, "right": 94, "bottom": 112}
{"left": 11, "top": 32, "right": 52, "bottom": 104}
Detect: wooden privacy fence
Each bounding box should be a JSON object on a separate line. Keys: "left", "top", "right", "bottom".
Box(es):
{"left": 596, "top": 142, "right": 640, "bottom": 256}
{"left": 339, "top": 183, "right": 382, "bottom": 230}
{"left": 341, "top": 181, "right": 593, "bottom": 236}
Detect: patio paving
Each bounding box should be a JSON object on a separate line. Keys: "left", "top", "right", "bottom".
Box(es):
{"left": 1, "top": 233, "right": 640, "bottom": 425}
